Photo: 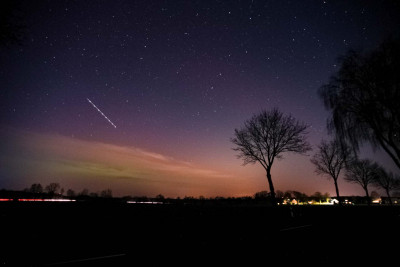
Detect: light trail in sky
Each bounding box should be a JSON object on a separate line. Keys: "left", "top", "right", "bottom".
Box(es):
{"left": 87, "top": 98, "right": 117, "bottom": 128}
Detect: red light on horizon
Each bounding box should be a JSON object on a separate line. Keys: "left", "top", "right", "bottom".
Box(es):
{"left": 17, "top": 198, "right": 76, "bottom": 202}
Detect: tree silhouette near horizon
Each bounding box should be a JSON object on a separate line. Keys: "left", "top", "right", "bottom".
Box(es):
{"left": 100, "top": 189, "right": 113, "bottom": 198}
{"left": 345, "top": 159, "right": 379, "bottom": 205}
{"left": 29, "top": 183, "right": 43, "bottom": 194}
{"left": 45, "top": 183, "right": 60, "bottom": 196}
{"left": 231, "top": 108, "right": 311, "bottom": 206}
{"left": 372, "top": 167, "right": 400, "bottom": 205}
{"left": 311, "top": 139, "right": 351, "bottom": 205}
{"left": 319, "top": 38, "right": 400, "bottom": 170}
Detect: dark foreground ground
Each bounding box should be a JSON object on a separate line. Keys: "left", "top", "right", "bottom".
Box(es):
{"left": 1, "top": 202, "right": 399, "bottom": 266}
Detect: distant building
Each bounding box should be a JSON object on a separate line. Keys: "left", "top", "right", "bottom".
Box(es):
{"left": 380, "top": 197, "right": 400, "bottom": 205}
{"left": 280, "top": 195, "right": 399, "bottom": 205}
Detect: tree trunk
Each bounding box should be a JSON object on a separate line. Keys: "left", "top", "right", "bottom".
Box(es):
{"left": 386, "top": 189, "right": 392, "bottom": 205}
{"left": 266, "top": 168, "right": 276, "bottom": 206}
{"left": 364, "top": 187, "right": 371, "bottom": 206}
{"left": 333, "top": 178, "right": 341, "bottom": 206}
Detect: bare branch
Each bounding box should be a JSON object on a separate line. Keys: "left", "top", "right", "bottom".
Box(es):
{"left": 344, "top": 159, "right": 380, "bottom": 204}
{"left": 231, "top": 108, "right": 311, "bottom": 205}
{"left": 319, "top": 38, "right": 400, "bottom": 170}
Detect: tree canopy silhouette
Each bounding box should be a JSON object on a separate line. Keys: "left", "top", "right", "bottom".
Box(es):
{"left": 311, "top": 139, "right": 351, "bottom": 205}
{"left": 100, "top": 189, "right": 113, "bottom": 198}
{"left": 45, "top": 183, "right": 60, "bottom": 195}
{"left": 29, "top": 183, "right": 43, "bottom": 194}
{"left": 66, "top": 189, "right": 76, "bottom": 197}
{"left": 345, "top": 159, "right": 379, "bottom": 205}
{"left": 231, "top": 108, "right": 311, "bottom": 205}
{"left": 319, "top": 38, "right": 400, "bottom": 169}
{"left": 372, "top": 167, "right": 400, "bottom": 205}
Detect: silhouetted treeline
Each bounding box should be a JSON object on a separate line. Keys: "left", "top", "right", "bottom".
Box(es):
{"left": 228, "top": 38, "right": 400, "bottom": 205}
{"left": 0, "top": 182, "right": 114, "bottom": 201}
{"left": 2, "top": 179, "right": 399, "bottom": 206}
{"left": 24, "top": 182, "right": 112, "bottom": 198}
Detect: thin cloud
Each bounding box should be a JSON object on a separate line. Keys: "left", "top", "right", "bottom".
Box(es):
{"left": 1, "top": 128, "right": 239, "bottom": 196}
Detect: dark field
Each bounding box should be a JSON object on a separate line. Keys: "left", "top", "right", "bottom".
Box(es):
{"left": 1, "top": 202, "right": 399, "bottom": 266}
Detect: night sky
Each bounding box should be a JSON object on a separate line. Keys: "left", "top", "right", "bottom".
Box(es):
{"left": 1, "top": 0, "right": 400, "bottom": 197}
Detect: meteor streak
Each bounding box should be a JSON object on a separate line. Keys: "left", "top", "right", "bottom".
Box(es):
{"left": 87, "top": 98, "right": 117, "bottom": 128}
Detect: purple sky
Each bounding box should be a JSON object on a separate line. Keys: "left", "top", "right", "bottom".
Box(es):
{"left": 1, "top": 0, "right": 399, "bottom": 197}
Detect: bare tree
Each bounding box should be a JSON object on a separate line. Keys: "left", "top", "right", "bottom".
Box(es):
{"left": 254, "top": 191, "right": 270, "bottom": 199}
{"left": 292, "top": 191, "right": 307, "bottom": 204}
{"left": 275, "top": 190, "right": 284, "bottom": 204}
{"left": 373, "top": 168, "right": 400, "bottom": 205}
{"left": 89, "top": 192, "right": 98, "bottom": 198}
{"left": 345, "top": 159, "right": 379, "bottom": 205}
{"left": 319, "top": 38, "right": 400, "bottom": 170}
{"left": 79, "top": 188, "right": 89, "bottom": 196}
{"left": 45, "top": 183, "right": 60, "bottom": 196}
{"left": 311, "top": 139, "right": 351, "bottom": 205}
{"left": 66, "top": 189, "right": 76, "bottom": 197}
{"left": 100, "top": 189, "right": 113, "bottom": 198}
{"left": 275, "top": 190, "right": 284, "bottom": 199}
{"left": 283, "top": 190, "right": 293, "bottom": 200}
{"left": 322, "top": 192, "right": 330, "bottom": 202}
{"left": 231, "top": 108, "right": 311, "bottom": 205}
{"left": 29, "top": 183, "right": 43, "bottom": 194}
{"left": 312, "top": 192, "right": 323, "bottom": 203}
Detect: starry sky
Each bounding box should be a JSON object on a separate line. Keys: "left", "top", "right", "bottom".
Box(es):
{"left": 1, "top": 0, "right": 400, "bottom": 197}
